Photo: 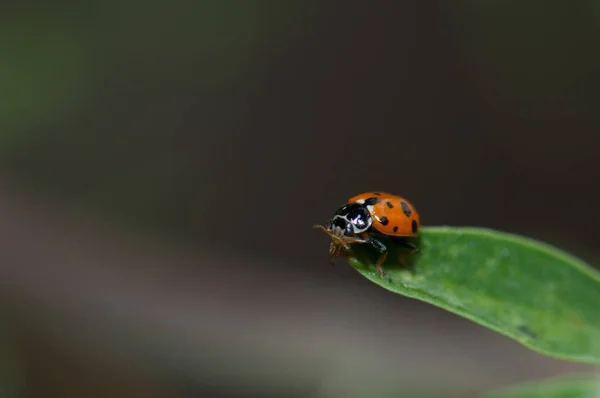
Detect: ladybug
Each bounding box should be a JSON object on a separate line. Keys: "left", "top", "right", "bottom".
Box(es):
{"left": 314, "top": 192, "right": 420, "bottom": 277}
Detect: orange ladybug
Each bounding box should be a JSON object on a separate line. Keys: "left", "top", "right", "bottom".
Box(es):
{"left": 314, "top": 192, "right": 420, "bottom": 277}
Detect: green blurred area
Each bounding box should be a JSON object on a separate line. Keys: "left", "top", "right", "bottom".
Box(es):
{"left": 0, "top": 1, "right": 319, "bottom": 240}
{"left": 0, "top": 1, "right": 316, "bottom": 138}
{"left": 2, "top": 0, "right": 600, "bottom": 234}
{"left": 483, "top": 374, "right": 600, "bottom": 398}
{"left": 0, "top": 11, "right": 85, "bottom": 144}
{"left": 0, "top": 322, "right": 20, "bottom": 398}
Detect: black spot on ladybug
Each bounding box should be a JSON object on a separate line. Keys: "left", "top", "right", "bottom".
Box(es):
{"left": 411, "top": 220, "right": 418, "bottom": 233}
{"left": 379, "top": 216, "right": 389, "bottom": 226}
{"left": 373, "top": 192, "right": 381, "bottom": 195}
{"left": 393, "top": 226, "right": 398, "bottom": 233}
{"left": 364, "top": 197, "right": 381, "bottom": 206}
{"left": 386, "top": 202, "right": 394, "bottom": 209}
{"left": 400, "top": 202, "right": 412, "bottom": 217}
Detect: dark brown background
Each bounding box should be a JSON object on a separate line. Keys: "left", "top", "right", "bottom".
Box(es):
{"left": 1, "top": 1, "right": 599, "bottom": 397}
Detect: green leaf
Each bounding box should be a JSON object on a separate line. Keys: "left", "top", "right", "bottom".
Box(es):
{"left": 0, "top": 12, "right": 86, "bottom": 141}
{"left": 0, "top": 324, "right": 21, "bottom": 398}
{"left": 482, "top": 374, "right": 600, "bottom": 398}
{"left": 345, "top": 227, "right": 600, "bottom": 363}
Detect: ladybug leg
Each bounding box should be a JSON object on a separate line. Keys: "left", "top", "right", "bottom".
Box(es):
{"left": 390, "top": 236, "right": 418, "bottom": 252}
{"left": 328, "top": 240, "right": 356, "bottom": 265}
{"left": 375, "top": 252, "right": 388, "bottom": 278}
{"left": 400, "top": 240, "right": 418, "bottom": 252}
{"left": 328, "top": 242, "right": 337, "bottom": 264}
{"left": 400, "top": 241, "right": 417, "bottom": 267}
{"left": 328, "top": 242, "right": 346, "bottom": 264}
{"left": 368, "top": 237, "right": 388, "bottom": 278}
{"left": 390, "top": 237, "right": 418, "bottom": 270}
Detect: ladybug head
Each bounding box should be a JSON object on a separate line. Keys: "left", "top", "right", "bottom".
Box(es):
{"left": 329, "top": 203, "right": 373, "bottom": 237}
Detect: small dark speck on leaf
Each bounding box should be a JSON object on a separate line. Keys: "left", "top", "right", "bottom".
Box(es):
{"left": 518, "top": 325, "right": 537, "bottom": 339}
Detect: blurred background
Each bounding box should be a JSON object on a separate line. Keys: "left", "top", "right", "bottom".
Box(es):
{"left": 1, "top": 1, "right": 600, "bottom": 397}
